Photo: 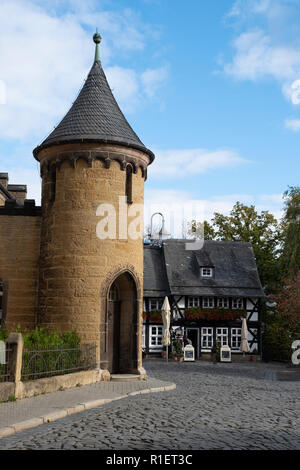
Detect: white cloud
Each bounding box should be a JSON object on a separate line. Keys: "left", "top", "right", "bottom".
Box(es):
{"left": 106, "top": 66, "right": 140, "bottom": 112}
{"left": 223, "top": 1, "right": 300, "bottom": 107}
{"left": 106, "top": 65, "right": 169, "bottom": 113}
{"left": 284, "top": 118, "right": 300, "bottom": 132}
{"left": 228, "top": 0, "right": 272, "bottom": 18}
{"left": 148, "top": 148, "right": 247, "bottom": 179}
{"left": 224, "top": 29, "right": 300, "bottom": 82}
{"left": 0, "top": 80, "right": 6, "bottom": 105}
{"left": 144, "top": 188, "right": 284, "bottom": 237}
{"left": 0, "top": 0, "right": 167, "bottom": 142}
{"left": 141, "top": 66, "right": 169, "bottom": 98}
{"left": 283, "top": 79, "right": 300, "bottom": 105}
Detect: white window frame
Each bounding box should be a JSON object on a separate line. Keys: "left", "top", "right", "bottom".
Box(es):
{"left": 216, "top": 327, "right": 228, "bottom": 346}
{"left": 188, "top": 297, "right": 201, "bottom": 307}
{"left": 232, "top": 298, "right": 243, "bottom": 309}
{"left": 201, "top": 327, "right": 214, "bottom": 349}
{"left": 202, "top": 297, "right": 214, "bottom": 308}
{"left": 149, "top": 325, "right": 163, "bottom": 349}
{"left": 142, "top": 325, "right": 146, "bottom": 349}
{"left": 149, "top": 298, "right": 163, "bottom": 311}
{"left": 231, "top": 328, "right": 242, "bottom": 349}
{"left": 217, "top": 297, "right": 229, "bottom": 308}
{"left": 201, "top": 267, "right": 213, "bottom": 277}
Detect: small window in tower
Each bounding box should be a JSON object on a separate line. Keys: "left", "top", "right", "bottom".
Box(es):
{"left": 125, "top": 165, "right": 133, "bottom": 205}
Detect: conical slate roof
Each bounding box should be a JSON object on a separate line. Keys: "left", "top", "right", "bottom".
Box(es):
{"left": 33, "top": 36, "right": 154, "bottom": 161}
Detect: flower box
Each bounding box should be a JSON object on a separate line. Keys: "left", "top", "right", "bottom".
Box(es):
{"left": 142, "top": 310, "right": 163, "bottom": 323}
{"left": 184, "top": 307, "right": 247, "bottom": 322}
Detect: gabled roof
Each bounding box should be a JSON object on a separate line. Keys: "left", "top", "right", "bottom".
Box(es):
{"left": 143, "top": 239, "right": 265, "bottom": 298}
{"left": 33, "top": 36, "right": 154, "bottom": 161}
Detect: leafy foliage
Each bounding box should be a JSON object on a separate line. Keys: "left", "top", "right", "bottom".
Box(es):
{"left": 188, "top": 202, "right": 281, "bottom": 292}
{"left": 172, "top": 339, "right": 183, "bottom": 357}
{"left": 0, "top": 329, "right": 9, "bottom": 342}
{"left": 262, "top": 273, "right": 300, "bottom": 361}
{"left": 22, "top": 327, "right": 81, "bottom": 350}
{"left": 280, "top": 187, "right": 300, "bottom": 277}
{"left": 184, "top": 307, "right": 247, "bottom": 321}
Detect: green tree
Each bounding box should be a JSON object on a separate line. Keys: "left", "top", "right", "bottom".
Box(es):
{"left": 187, "top": 220, "right": 215, "bottom": 240}
{"left": 280, "top": 186, "right": 300, "bottom": 278}
{"left": 262, "top": 272, "right": 300, "bottom": 361}
{"left": 187, "top": 202, "right": 281, "bottom": 292}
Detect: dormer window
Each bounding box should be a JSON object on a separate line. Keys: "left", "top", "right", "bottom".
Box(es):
{"left": 201, "top": 267, "right": 213, "bottom": 277}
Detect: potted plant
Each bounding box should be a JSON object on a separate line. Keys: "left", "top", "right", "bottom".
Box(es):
{"left": 172, "top": 339, "right": 184, "bottom": 361}
{"left": 211, "top": 340, "right": 221, "bottom": 362}
{"left": 250, "top": 348, "right": 259, "bottom": 362}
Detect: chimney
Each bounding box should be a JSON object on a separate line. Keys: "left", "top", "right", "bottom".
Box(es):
{"left": 0, "top": 173, "right": 8, "bottom": 188}
{"left": 7, "top": 184, "right": 27, "bottom": 204}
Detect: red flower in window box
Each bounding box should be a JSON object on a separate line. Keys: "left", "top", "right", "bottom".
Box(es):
{"left": 143, "top": 310, "right": 162, "bottom": 323}
{"left": 184, "top": 307, "right": 247, "bottom": 322}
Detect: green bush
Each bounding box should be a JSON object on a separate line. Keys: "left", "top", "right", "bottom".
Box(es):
{"left": 0, "top": 329, "right": 9, "bottom": 342}
{"left": 0, "top": 327, "right": 83, "bottom": 381}
{"left": 262, "top": 324, "right": 293, "bottom": 362}
{"left": 172, "top": 339, "right": 183, "bottom": 356}
{"left": 22, "top": 327, "right": 81, "bottom": 350}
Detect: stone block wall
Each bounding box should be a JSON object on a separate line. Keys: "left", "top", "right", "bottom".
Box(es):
{"left": 36, "top": 142, "right": 149, "bottom": 370}
{"left": 0, "top": 213, "right": 41, "bottom": 329}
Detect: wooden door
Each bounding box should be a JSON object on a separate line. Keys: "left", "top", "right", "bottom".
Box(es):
{"left": 107, "top": 300, "right": 121, "bottom": 373}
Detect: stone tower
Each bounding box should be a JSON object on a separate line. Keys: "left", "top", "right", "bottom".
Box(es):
{"left": 33, "top": 33, "right": 154, "bottom": 375}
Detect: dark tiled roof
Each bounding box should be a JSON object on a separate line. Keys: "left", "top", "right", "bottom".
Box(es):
{"left": 33, "top": 61, "right": 154, "bottom": 161}
{"left": 144, "top": 245, "right": 170, "bottom": 297}
{"left": 143, "top": 239, "right": 265, "bottom": 298}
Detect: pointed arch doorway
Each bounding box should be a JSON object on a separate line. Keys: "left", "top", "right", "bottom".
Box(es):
{"left": 107, "top": 271, "right": 138, "bottom": 374}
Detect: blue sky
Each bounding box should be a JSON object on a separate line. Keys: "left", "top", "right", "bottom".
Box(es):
{"left": 0, "top": 0, "right": 299, "bottom": 234}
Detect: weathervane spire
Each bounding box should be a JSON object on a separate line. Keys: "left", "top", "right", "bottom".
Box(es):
{"left": 93, "top": 29, "right": 102, "bottom": 63}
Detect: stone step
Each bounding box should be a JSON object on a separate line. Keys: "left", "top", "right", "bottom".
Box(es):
{"left": 110, "top": 374, "right": 141, "bottom": 382}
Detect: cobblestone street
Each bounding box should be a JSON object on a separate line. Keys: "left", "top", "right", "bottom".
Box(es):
{"left": 0, "top": 359, "right": 299, "bottom": 450}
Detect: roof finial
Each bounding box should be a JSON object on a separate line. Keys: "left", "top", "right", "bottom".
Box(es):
{"left": 93, "top": 29, "right": 102, "bottom": 63}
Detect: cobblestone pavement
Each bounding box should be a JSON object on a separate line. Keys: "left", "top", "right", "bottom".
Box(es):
{"left": 0, "top": 360, "right": 299, "bottom": 450}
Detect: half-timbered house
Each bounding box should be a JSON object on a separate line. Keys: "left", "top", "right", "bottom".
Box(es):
{"left": 143, "top": 239, "right": 265, "bottom": 359}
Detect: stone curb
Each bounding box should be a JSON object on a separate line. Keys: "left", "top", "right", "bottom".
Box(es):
{"left": 0, "top": 383, "right": 176, "bottom": 439}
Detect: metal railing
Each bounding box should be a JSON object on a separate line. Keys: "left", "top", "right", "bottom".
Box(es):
{"left": 21, "top": 344, "right": 97, "bottom": 381}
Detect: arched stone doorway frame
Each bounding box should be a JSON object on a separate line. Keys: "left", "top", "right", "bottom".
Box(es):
{"left": 99, "top": 264, "right": 143, "bottom": 374}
